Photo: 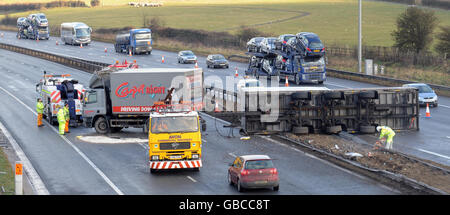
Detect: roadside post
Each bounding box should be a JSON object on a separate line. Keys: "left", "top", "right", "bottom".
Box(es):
{"left": 15, "top": 161, "right": 23, "bottom": 195}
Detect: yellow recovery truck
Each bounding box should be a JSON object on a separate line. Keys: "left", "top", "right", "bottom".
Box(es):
{"left": 148, "top": 107, "right": 203, "bottom": 173}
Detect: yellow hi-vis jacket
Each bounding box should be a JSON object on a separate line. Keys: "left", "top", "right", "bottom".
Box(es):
{"left": 57, "top": 108, "right": 66, "bottom": 123}
{"left": 64, "top": 106, "right": 70, "bottom": 121}
{"left": 36, "top": 101, "right": 44, "bottom": 114}
{"left": 379, "top": 126, "right": 395, "bottom": 139}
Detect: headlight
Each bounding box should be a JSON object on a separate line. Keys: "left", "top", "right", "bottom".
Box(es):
{"left": 151, "top": 155, "right": 159, "bottom": 160}
{"left": 192, "top": 154, "right": 199, "bottom": 159}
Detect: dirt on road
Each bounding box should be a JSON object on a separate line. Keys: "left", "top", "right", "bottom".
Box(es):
{"left": 285, "top": 133, "right": 450, "bottom": 194}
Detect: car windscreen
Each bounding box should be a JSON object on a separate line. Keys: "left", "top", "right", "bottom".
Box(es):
{"left": 284, "top": 35, "right": 295, "bottom": 41}
{"left": 267, "top": 38, "right": 276, "bottom": 44}
{"left": 182, "top": 51, "right": 194, "bottom": 56}
{"left": 305, "top": 35, "right": 323, "bottom": 49}
{"left": 244, "top": 160, "right": 274, "bottom": 170}
{"left": 416, "top": 85, "right": 433, "bottom": 93}
{"left": 39, "top": 15, "right": 46, "bottom": 19}
{"left": 135, "top": 33, "right": 151, "bottom": 40}
{"left": 303, "top": 56, "right": 324, "bottom": 64}
{"left": 212, "top": 55, "right": 225, "bottom": 60}
{"left": 255, "top": 38, "right": 264, "bottom": 43}
{"left": 75, "top": 28, "right": 90, "bottom": 37}
{"left": 151, "top": 116, "right": 198, "bottom": 133}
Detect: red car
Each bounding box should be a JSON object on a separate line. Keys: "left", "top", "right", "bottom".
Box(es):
{"left": 228, "top": 155, "right": 279, "bottom": 192}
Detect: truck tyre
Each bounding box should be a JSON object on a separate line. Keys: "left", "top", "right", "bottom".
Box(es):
{"left": 94, "top": 117, "right": 109, "bottom": 134}
{"left": 292, "top": 126, "right": 309, "bottom": 135}
{"left": 291, "top": 91, "right": 311, "bottom": 100}
{"left": 237, "top": 179, "right": 244, "bottom": 192}
{"left": 359, "top": 91, "right": 378, "bottom": 99}
{"left": 324, "top": 91, "right": 344, "bottom": 100}
{"left": 360, "top": 125, "right": 376, "bottom": 134}
{"left": 326, "top": 125, "right": 342, "bottom": 134}
{"left": 295, "top": 74, "right": 301, "bottom": 85}
{"left": 47, "top": 108, "right": 55, "bottom": 125}
{"left": 150, "top": 168, "right": 157, "bottom": 174}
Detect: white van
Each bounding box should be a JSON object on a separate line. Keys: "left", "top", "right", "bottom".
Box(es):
{"left": 60, "top": 22, "right": 92, "bottom": 45}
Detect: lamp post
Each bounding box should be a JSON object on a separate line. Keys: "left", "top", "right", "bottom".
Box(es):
{"left": 358, "top": 0, "right": 362, "bottom": 73}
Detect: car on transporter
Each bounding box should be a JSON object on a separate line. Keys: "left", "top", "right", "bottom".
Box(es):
{"left": 246, "top": 37, "right": 265, "bottom": 53}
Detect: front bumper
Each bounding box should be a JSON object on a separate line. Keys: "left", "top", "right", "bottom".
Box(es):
{"left": 150, "top": 160, "right": 202, "bottom": 169}
{"left": 241, "top": 179, "right": 279, "bottom": 189}
{"left": 419, "top": 99, "right": 438, "bottom": 106}
{"left": 135, "top": 46, "right": 152, "bottom": 53}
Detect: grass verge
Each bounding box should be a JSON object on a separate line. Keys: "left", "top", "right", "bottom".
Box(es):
{"left": 0, "top": 148, "right": 14, "bottom": 195}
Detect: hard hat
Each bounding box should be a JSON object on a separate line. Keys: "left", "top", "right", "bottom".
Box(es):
{"left": 376, "top": 126, "right": 382, "bottom": 132}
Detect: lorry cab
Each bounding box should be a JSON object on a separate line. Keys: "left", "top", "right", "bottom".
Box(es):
{"left": 130, "top": 28, "right": 152, "bottom": 54}
{"left": 60, "top": 22, "right": 92, "bottom": 45}
{"left": 148, "top": 110, "right": 203, "bottom": 172}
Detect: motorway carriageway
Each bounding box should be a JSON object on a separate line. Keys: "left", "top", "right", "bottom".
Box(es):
{"left": 0, "top": 49, "right": 402, "bottom": 194}
{"left": 1, "top": 31, "right": 449, "bottom": 166}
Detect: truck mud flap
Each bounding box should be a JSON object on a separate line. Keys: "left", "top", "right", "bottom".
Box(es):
{"left": 150, "top": 160, "right": 202, "bottom": 170}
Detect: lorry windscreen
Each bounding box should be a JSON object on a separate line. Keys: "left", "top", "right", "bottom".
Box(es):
{"left": 76, "top": 28, "right": 90, "bottom": 37}
{"left": 302, "top": 56, "right": 324, "bottom": 66}
{"left": 135, "top": 33, "right": 151, "bottom": 40}
{"left": 151, "top": 116, "right": 198, "bottom": 133}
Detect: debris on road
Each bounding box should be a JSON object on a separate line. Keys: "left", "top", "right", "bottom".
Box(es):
{"left": 285, "top": 133, "right": 450, "bottom": 193}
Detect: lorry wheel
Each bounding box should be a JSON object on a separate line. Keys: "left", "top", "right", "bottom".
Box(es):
{"left": 150, "top": 168, "right": 157, "bottom": 174}
{"left": 295, "top": 74, "right": 301, "bottom": 85}
{"left": 292, "top": 126, "right": 309, "bottom": 135}
{"left": 291, "top": 91, "right": 311, "bottom": 100}
{"left": 94, "top": 117, "right": 109, "bottom": 134}
{"left": 360, "top": 125, "right": 376, "bottom": 134}
{"left": 359, "top": 91, "right": 378, "bottom": 99}
{"left": 324, "top": 91, "right": 344, "bottom": 100}
{"left": 326, "top": 125, "right": 342, "bottom": 134}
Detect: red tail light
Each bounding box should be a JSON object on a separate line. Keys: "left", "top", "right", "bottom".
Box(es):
{"left": 270, "top": 168, "right": 278, "bottom": 174}
{"left": 307, "top": 48, "right": 312, "bottom": 52}
{"left": 283, "top": 41, "right": 287, "bottom": 44}
{"left": 241, "top": 170, "right": 249, "bottom": 176}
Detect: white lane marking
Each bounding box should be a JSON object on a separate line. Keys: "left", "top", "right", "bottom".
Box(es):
{"left": 187, "top": 176, "right": 197, "bottom": 183}
{"left": 439, "top": 104, "right": 450, "bottom": 109}
{"left": 325, "top": 82, "right": 349, "bottom": 89}
{"left": 417, "top": 148, "right": 450, "bottom": 160}
{"left": 0, "top": 120, "right": 49, "bottom": 195}
{"left": 0, "top": 86, "right": 124, "bottom": 195}
{"left": 228, "top": 152, "right": 237, "bottom": 158}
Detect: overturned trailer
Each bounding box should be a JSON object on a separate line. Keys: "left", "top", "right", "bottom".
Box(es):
{"left": 204, "top": 86, "right": 419, "bottom": 135}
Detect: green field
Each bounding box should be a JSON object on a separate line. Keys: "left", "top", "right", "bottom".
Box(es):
{"left": 2, "top": 0, "right": 450, "bottom": 47}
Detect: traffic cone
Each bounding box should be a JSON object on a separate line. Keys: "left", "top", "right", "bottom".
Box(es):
{"left": 55, "top": 40, "right": 59, "bottom": 45}
{"left": 235, "top": 67, "right": 238, "bottom": 77}
{"left": 161, "top": 56, "right": 165, "bottom": 63}
{"left": 104, "top": 48, "right": 107, "bottom": 53}
{"left": 214, "top": 102, "right": 220, "bottom": 112}
{"left": 195, "top": 62, "right": 198, "bottom": 68}
{"left": 36, "top": 37, "right": 39, "bottom": 42}
{"left": 80, "top": 43, "right": 83, "bottom": 48}
{"left": 285, "top": 76, "right": 289, "bottom": 87}
{"left": 128, "top": 49, "right": 132, "bottom": 56}
{"left": 425, "top": 103, "right": 431, "bottom": 118}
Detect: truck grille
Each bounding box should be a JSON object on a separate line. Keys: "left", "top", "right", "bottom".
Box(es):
{"left": 160, "top": 142, "right": 190, "bottom": 150}
{"left": 306, "top": 73, "right": 322, "bottom": 80}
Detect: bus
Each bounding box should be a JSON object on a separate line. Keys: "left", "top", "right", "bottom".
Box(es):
{"left": 60, "top": 22, "right": 92, "bottom": 45}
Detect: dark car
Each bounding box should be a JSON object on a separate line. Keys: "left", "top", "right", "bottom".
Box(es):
{"left": 206, "top": 54, "right": 229, "bottom": 69}
{"left": 296, "top": 32, "right": 325, "bottom": 56}
{"left": 228, "top": 155, "right": 279, "bottom": 192}
{"left": 246, "top": 37, "right": 264, "bottom": 52}
{"left": 274, "top": 34, "right": 295, "bottom": 51}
